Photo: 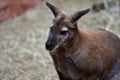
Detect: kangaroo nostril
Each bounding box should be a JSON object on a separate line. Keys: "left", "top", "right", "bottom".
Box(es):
{"left": 46, "top": 42, "right": 52, "bottom": 48}
{"left": 46, "top": 42, "right": 52, "bottom": 46}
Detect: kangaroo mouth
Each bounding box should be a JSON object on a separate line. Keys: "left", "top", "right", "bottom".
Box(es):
{"left": 46, "top": 46, "right": 54, "bottom": 51}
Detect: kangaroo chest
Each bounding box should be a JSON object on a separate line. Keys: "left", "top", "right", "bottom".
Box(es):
{"left": 52, "top": 50, "right": 103, "bottom": 80}
{"left": 55, "top": 56, "right": 103, "bottom": 80}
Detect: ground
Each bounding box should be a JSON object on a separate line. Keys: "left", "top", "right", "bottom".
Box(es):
{"left": 0, "top": 0, "right": 120, "bottom": 80}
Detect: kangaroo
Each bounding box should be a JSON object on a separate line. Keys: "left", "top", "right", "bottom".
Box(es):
{"left": 45, "top": 2, "right": 120, "bottom": 80}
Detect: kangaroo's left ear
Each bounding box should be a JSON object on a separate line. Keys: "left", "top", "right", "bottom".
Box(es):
{"left": 46, "top": 2, "right": 63, "bottom": 17}
{"left": 71, "top": 8, "right": 90, "bottom": 23}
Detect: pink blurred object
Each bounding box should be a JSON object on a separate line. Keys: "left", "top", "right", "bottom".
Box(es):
{"left": 0, "top": 0, "right": 40, "bottom": 23}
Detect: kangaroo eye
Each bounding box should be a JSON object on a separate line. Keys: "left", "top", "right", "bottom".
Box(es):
{"left": 60, "top": 31, "right": 68, "bottom": 35}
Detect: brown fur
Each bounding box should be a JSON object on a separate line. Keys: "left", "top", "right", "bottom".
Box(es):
{"left": 45, "top": 2, "right": 120, "bottom": 80}
{"left": 50, "top": 28, "right": 120, "bottom": 80}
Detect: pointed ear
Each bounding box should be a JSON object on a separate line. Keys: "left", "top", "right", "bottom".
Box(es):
{"left": 71, "top": 8, "right": 90, "bottom": 23}
{"left": 46, "top": 2, "right": 62, "bottom": 17}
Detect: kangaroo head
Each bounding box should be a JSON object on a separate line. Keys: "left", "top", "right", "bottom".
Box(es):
{"left": 45, "top": 2, "right": 90, "bottom": 51}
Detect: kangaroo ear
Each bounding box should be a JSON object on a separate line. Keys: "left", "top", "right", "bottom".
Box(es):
{"left": 71, "top": 8, "right": 90, "bottom": 23}
{"left": 46, "top": 2, "right": 62, "bottom": 17}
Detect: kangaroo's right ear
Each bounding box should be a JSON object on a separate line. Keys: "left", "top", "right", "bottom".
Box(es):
{"left": 71, "top": 8, "right": 90, "bottom": 23}
{"left": 46, "top": 2, "right": 62, "bottom": 17}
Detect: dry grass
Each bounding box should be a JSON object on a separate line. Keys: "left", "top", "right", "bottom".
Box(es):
{"left": 0, "top": 0, "right": 119, "bottom": 80}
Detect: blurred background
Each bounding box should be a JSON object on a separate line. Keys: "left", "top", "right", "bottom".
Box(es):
{"left": 0, "top": 0, "right": 119, "bottom": 80}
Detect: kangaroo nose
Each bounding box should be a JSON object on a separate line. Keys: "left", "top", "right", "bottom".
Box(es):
{"left": 45, "top": 42, "right": 54, "bottom": 51}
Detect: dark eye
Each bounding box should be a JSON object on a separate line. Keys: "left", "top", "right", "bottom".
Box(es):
{"left": 60, "top": 31, "right": 68, "bottom": 35}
